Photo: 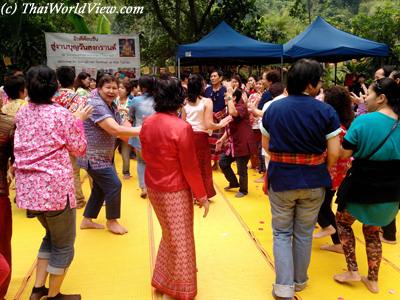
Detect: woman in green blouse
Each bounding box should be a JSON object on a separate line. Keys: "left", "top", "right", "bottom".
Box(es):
{"left": 334, "top": 78, "right": 400, "bottom": 294}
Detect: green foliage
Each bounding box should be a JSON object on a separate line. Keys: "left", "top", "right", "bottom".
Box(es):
{"left": 67, "top": 14, "right": 91, "bottom": 33}
{"left": 1, "top": 0, "right": 399, "bottom": 79}
{"left": 352, "top": 1, "right": 400, "bottom": 65}
{"left": 95, "top": 14, "right": 112, "bottom": 34}
{"left": 251, "top": 14, "right": 305, "bottom": 44}
{"left": 116, "top": 0, "right": 261, "bottom": 65}
{"left": 289, "top": 0, "right": 308, "bottom": 22}
{"left": 0, "top": 0, "right": 75, "bottom": 81}
{"left": 340, "top": 59, "right": 372, "bottom": 75}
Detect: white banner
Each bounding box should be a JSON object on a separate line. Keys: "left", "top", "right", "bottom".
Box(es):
{"left": 45, "top": 32, "right": 140, "bottom": 79}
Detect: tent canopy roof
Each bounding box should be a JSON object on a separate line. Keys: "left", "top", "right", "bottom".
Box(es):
{"left": 177, "top": 21, "right": 283, "bottom": 64}
{"left": 283, "top": 16, "right": 389, "bottom": 62}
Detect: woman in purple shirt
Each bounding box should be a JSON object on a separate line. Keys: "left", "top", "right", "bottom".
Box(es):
{"left": 78, "top": 75, "right": 141, "bottom": 235}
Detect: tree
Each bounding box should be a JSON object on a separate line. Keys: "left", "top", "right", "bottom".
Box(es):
{"left": 289, "top": 0, "right": 308, "bottom": 22}
{"left": 352, "top": 1, "right": 400, "bottom": 65}
{"left": 115, "top": 0, "right": 259, "bottom": 65}
{"left": 0, "top": 0, "right": 76, "bottom": 83}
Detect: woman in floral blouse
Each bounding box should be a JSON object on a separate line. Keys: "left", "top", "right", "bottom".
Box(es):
{"left": 14, "top": 65, "right": 92, "bottom": 300}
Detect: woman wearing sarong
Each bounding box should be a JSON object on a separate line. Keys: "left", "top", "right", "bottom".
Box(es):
{"left": 334, "top": 78, "right": 400, "bottom": 294}
{"left": 182, "top": 74, "right": 232, "bottom": 199}
{"left": 140, "top": 78, "right": 210, "bottom": 300}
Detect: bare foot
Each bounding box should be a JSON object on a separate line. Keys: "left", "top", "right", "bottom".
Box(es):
{"left": 106, "top": 219, "right": 128, "bottom": 235}
{"left": 313, "top": 225, "right": 336, "bottom": 239}
{"left": 80, "top": 218, "right": 105, "bottom": 229}
{"left": 361, "top": 276, "right": 379, "bottom": 293}
{"left": 254, "top": 176, "right": 264, "bottom": 183}
{"left": 333, "top": 271, "right": 361, "bottom": 283}
{"left": 320, "top": 244, "right": 344, "bottom": 254}
{"left": 379, "top": 232, "right": 397, "bottom": 244}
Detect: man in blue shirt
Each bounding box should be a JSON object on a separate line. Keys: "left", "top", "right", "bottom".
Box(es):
{"left": 204, "top": 70, "right": 227, "bottom": 168}
{"left": 257, "top": 70, "right": 281, "bottom": 110}
{"left": 261, "top": 59, "right": 341, "bottom": 300}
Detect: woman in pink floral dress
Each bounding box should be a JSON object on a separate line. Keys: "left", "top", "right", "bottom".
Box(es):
{"left": 14, "top": 65, "right": 92, "bottom": 300}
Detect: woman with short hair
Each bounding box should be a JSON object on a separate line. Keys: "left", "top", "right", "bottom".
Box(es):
{"left": 79, "top": 74, "right": 141, "bottom": 235}
{"left": 140, "top": 78, "right": 209, "bottom": 300}
{"left": 14, "top": 65, "right": 92, "bottom": 300}
{"left": 217, "top": 88, "right": 257, "bottom": 198}
{"left": 262, "top": 59, "right": 341, "bottom": 299}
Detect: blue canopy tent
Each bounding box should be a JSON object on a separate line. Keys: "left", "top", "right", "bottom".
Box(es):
{"left": 283, "top": 16, "right": 389, "bottom": 62}
{"left": 176, "top": 21, "right": 283, "bottom": 70}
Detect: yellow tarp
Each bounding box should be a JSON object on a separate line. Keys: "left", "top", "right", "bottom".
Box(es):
{"left": 7, "top": 156, "right": 400, "bottom": 299}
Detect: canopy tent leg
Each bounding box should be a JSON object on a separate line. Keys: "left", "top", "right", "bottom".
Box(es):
{"left": 334, "top": 62, "right": 337, "bottom": 85}
{"left": 177, "top": 57, "right": 181, "bottom": 79}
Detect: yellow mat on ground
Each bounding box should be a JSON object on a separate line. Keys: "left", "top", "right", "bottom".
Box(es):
{"left": 7, "top": 157, "right": 153, "bottom": 300}
{"left": 150, "top": 185, "right": 276, "bottom": 300}
{"left": 8, "top": 154, "right": 400, "bottom": 300}
{"left": 8, "top": 156, "right": 276, "bottom": 300}
{"left": 213, "top": 166, "right": 400, "bottom": 300}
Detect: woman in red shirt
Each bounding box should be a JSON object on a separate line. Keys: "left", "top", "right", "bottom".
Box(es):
{"left": 140, "top": 78, "right": 209, "bottom": 300}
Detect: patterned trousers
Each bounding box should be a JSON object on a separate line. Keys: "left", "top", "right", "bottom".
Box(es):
{"left": 336, "top": 209, "right": 382, "bottom": 281}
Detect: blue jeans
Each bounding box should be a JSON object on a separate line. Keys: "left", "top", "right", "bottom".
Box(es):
{"left": 136, "top": 150, "right": 146, "bottom": 189}
{"left": 83, "top": 165, "right": 122, "bottom": 220}
{"left": 268, "top": 187, "right": 325, "bottom": 298}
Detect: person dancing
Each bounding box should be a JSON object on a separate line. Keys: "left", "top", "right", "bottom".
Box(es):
{"left": 79, "top": 75, "right": 140, "bottom": 235}
{"left": 0, "top": 106, "right": 14, "bottom": 300}
{"left": 128, "top": 76, "right": 156, "bottom": 198}
{"left": 314, "top": 86, "right": 354, "bottom": 254}
{"left": 334, "top": 78, "right": 400, "bottom": 294}
{"left": 262, "top": 59, "right": 341, "bottom": 299}
{"left": 14, "top": 65, "right": 92, "bottom": 300}
{"left": 182, "top": 74, "right": 232, "bottom": 199}
{"left": 204, "top": 70, "right": 227, "bottom": 169}
{"left": 140, "top": 78, "right": 209, "bottom": 300}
